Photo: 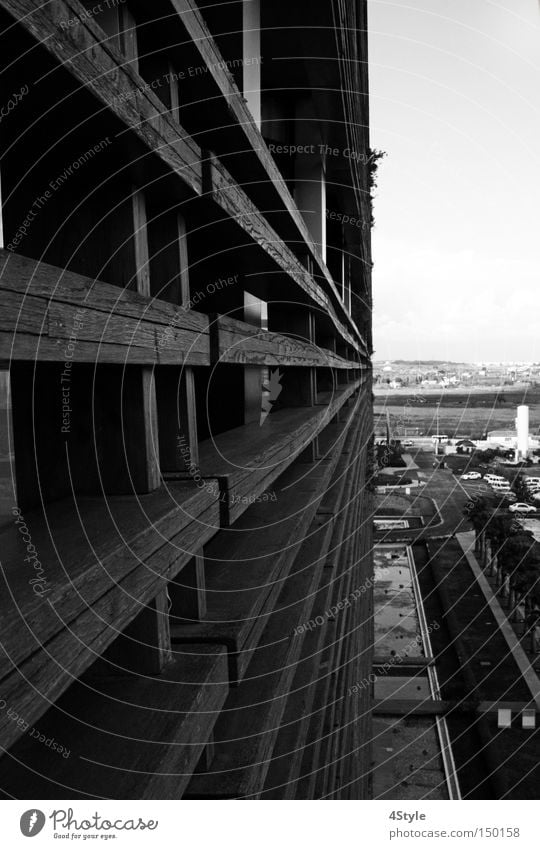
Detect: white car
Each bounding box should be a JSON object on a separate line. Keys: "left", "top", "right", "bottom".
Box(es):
{"left": 509, "top": 503, "right": 537, "bottom": 514}
{"left": 461, "top": 472, "right": 482, "bottom": 480}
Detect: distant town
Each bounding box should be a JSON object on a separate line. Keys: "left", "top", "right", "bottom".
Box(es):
{"left": 374, "top": 360, "right": 540, "bottom": 390}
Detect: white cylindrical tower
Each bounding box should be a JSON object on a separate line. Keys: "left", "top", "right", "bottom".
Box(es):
{"left": 516, "top": 405, "right": 529, "bottom": 460}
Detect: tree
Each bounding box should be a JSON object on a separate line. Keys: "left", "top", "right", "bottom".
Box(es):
{"left": 485, "top": 513, "right": 514, "bottom": 553}
{"left": 472, "top": 448, "right": 497, "bottom": 464}
{"left": 513, "top": 473, "right": 530, "bottom": 503}
{"left": 498, "top": 531, "right": 539, "bottom": 611}
{"left": 464, "top": 496, "right": 495, "bottom": 556}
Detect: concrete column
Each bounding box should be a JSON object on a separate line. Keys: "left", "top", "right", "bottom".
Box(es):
{"left": 244, "top": 292, "right": 263, "bottom": 424}
{"left": 0, "top": 164, "right": 4, "bottom": 249}
{"left": 294, "top": 154, "right": 326, "bottom": 261}
{"left": 0, "top": 368, "right": 16, "bottom": 528}
{"left": 243, "top": 0, "right": 261, "bottom": 128}
{"left": 293, "top": 100, "right": 327, "bottom": 261}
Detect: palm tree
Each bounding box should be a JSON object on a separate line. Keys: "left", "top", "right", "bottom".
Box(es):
{"left": 484, "top": 513, "right": 514, "bottom": 576}
{"left": 498, "top": 532, "right": 538, "bottom": 612}
{"left": 464, "top": 496, "right": 494, "bottom": 558}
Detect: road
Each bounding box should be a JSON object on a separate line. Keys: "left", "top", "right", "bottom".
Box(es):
{"left": 375, "top": 448, "right": 473, "bottom": 542}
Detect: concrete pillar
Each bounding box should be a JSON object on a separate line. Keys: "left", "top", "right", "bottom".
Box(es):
{"left": 243, "top": 0, "right": 261, "bottom": 128}
{"left": 294, "top": 153, "right": 326, "bottom": 261}
{"left": 294, "top": 101, "right": 327, "bottom": 261}
{"left": 0, "top": 164, "right": 4, "bottom": 249}
{"left": 0, "top": 369, "right": 16, "bottom": 528}
{"left": 244, "top": 292, "right": 263, "bottom": 424}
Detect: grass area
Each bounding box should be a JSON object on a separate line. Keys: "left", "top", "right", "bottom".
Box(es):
{"left": 374, "top": 388, "right": 540, "bottom": 439}
{"left": 375, "top": 493, "right": 436, "bottom": 518}
{"left": 374, "top": 387, "right": 540, "bottom": 407}
{"left": 375, "top": 405, "right": 537, "bottom": 438}
{"left": 444, "top": 454, "right": 485, "bottom": 474}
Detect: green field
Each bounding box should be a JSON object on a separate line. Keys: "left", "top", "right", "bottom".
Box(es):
{"left": 374, "top": 386, "right": 540, "bottom": 407}
{"left": 374, "top": 388, "right": 540, "bottom": 438}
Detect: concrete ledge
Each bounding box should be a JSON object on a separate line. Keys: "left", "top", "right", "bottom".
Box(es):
{"left": 373, "top": 698, "right": 448, "bottom": 716}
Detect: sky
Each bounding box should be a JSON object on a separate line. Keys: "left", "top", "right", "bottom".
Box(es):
{"left": 369, "top": 0, "right": 540, "bottom": 362}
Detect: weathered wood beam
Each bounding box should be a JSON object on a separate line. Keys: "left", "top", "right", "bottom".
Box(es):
{"left": 104, "top": 590, "right": 173, "bottom": 675}
{"left": 0, "top": 648, "right": 229, "bottom": 799}
{"left": 0, "top": 251, "right": 362, "bottom": 373}
{"left": 197, "top": 382, "right": 360, "bottom": 525}
{"left": 169, "top": 550, "right": 207, "bottom": 622}
{"left": 214, "top": 315, "right": 355, "bottom": 369}
{"left": 0, "top": 249, "right": 210, "bottom": 365}
{"left": 131, "top": 188, "right": 161, "bottom": 492}
{"left": 0, "top": 482, "right": 220, "bottom": 751}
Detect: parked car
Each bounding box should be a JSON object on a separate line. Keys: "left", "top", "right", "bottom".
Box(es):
{"left": 403, "top": 441, "right": 414, "bottom": 448}
{"left": 461, "top": 472, "right": 481, "bottom": 480}
{"left": 509, "top": 503, "right": 538, "bottom": 514}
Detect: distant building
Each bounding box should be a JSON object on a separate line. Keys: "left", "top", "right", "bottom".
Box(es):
{"left": 456, "top": 439, "right": 476, "bottom": 454}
